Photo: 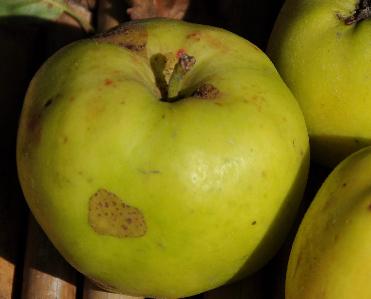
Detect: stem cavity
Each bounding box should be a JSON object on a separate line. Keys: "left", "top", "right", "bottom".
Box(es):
{"left": 343, "top": 0, "right": 371, "bottom": 25}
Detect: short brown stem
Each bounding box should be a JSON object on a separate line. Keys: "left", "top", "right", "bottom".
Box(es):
{"left": 161, "top": 52, "right": 196, "bottom": 102}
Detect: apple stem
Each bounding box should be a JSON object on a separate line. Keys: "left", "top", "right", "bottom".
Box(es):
{"left": 344, "top": 0, "right": 371, "bottom": 25}
{"left": 164, "top": 52, "right": 196, "bottom": 102}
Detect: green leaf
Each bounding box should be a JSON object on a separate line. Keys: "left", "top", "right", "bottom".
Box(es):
{"left": 0, "top": 0, "right": 94, "bottom": 32}
{"left": 0, "top": 0, "right": 65, "bottom": 20}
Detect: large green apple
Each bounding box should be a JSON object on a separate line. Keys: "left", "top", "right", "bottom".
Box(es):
{"left": 286, "top": 146, "right": 371, "bottom": 299}
{"left": 268, "top": 0, "right": 371, "bottom": 167}
{"left": 17, "top": 18, "right": 309, "bottom": 297}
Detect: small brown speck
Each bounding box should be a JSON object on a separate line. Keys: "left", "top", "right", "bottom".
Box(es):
{"left": 44, "top": 99, "right": 53, "bottom": 108}
{"left": 186, "top": 32, "right": 201, "bottom": 41}
{"left": 104, "top": 79, "right": 113, "bottom": 86}
{"left": 251, "top": 221, "right": 257, "bottom": 225}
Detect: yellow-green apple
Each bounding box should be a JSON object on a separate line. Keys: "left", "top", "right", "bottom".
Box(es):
{"left": 286, "top": 146, "right": 371, "bottom": 299}
{"left": 17, "top": 18, "right": 309, "bottom": 298}
{"left": 268, "top": 0, "right": 371, "bottom": 168}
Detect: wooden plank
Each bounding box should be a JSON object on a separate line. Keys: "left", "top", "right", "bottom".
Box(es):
{"left": 21, "top": 216, "right": 77, "bottom": 299}
{"left": 83, "top": 279, "right": 144, "bottom": 299}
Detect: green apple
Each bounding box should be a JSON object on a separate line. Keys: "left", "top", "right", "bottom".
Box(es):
{"left": 286, "top": 146, "right": 371, "bottom": 299}
{"left": 268, "top": 0, "right": 371, "bottom": 168}
{"left": 17, "top": 18, "right": 309, "bottom": 298}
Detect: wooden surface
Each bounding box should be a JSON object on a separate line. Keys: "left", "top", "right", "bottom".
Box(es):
{"left": 0, "top": 1, "right": 326, "bottom": 298}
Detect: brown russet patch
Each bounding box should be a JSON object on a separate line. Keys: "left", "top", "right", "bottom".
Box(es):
{"left": 88, "top": 189, "right": 146, "bottom": 238}
{"left": 94, "top": 23, "right": 148, "bottom": 57}
{"left": 193, "top": 83, "right": 219, "bottom": 99}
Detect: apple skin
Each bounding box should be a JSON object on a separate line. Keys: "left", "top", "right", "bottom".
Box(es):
{"left": 286, "top": 146, "right": 371, "bottom": 299}
{"left": 17, "top": 18, "right": 309, "bottom": 297}
{"left": 267, "top": 0, "right": 371, "bottom": 168}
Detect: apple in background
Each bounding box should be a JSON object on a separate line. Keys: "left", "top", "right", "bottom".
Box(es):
{"left": 286, "top": 146, "right": 371, "bottom": 299}
{"left": 267, "top": 0, "right": 371, "bottom": 168}
{"left": 17, "top": 18, "right": 309, "bottom": 298}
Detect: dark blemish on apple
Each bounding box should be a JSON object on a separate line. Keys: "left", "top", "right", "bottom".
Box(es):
{"left": 27, "top": 113, "right": 42, "bottom": 145}
{"left": 94, "top": 23, "right": 148, "bottom": 57}
{"left": 250, "top": 95, "right": 265, "bottom": 111}
{"left": 193, "top": 83, "right": 219, "bottom": 99}
{"left": 342, "top": 182, "right": 347, "bottom": 188}
{"left": 251, "top": 221, "right": 257, "bottom": 225}
{"left": 88, "top": 189, "right": 146, "bottom": 238}
{"left": 44, "top": 98, "right": 53, "bottom": 108}
{"left": 63, "top": 136, "right": 68, "bottom": 144}
{"left": 368, "top": 203, "right": 371, "bottom": 211}
{"left": 354, "top": 138, "right": 361, "bottom": 144}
